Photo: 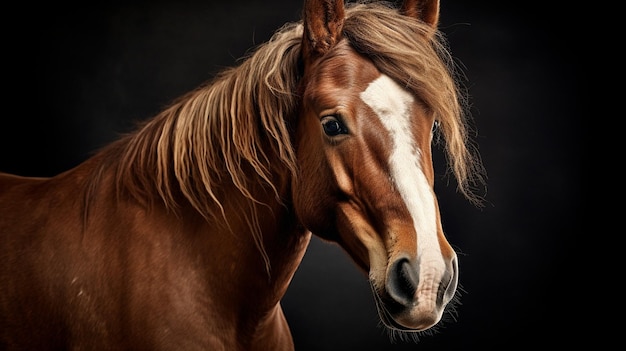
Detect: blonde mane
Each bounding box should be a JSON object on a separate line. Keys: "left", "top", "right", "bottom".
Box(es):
{"left": 109, "top": 23, "right": 303, "bottom": 221}
{"left": 95, "top": 1, "right": 484, "bottom": 256}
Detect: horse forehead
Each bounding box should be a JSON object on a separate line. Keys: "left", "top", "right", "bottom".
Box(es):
{"left": 304, "top": 44, "right": 380, "bottom": 101}
{"left": 359, "top": 75, "right": 422, "bottom": 150}
{"left": 359, "top": 75, "right": 415, "bottom": 122}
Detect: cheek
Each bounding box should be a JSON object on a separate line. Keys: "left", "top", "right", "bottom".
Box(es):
{"left": 292, "top": 172, "right": 337, "bottom": 238}
{"left": 291, "top": 123, "right": 339, "bottom": 238}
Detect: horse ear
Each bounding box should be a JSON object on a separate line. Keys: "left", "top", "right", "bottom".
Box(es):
{"left": 401, "top": 0, "right": 440, "bottom": 28}
{"left": 302, "top": 0, "right": 345, "bottom": 59}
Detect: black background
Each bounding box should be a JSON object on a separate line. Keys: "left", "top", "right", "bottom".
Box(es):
{"left": 1, "top": 0, "right": 580, "bottom": 349}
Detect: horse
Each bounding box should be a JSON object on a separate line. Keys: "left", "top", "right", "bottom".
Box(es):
{"left": 0, "top": 0, "right": 485, "bottom": 349}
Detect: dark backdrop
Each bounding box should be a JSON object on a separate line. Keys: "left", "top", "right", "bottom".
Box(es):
{"left": 1, "top": 0, "right": 580, "bottom": 349}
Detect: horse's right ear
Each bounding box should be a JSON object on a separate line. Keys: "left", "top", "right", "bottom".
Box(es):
{"left": 401, "top": 0, "right": 440, "bottom": 29}
{"left": 302, "top": 0, "right": 345, "bottom": 61}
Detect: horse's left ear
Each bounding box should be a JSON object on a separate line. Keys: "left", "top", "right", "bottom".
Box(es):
{"left": 302, "top": 0, "right": 345, "bottom": 60}
{"left": 401, "top": 0, "right": 440, "bottom": 28}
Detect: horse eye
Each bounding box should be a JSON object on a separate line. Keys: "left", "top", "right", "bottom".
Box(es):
{"left": 321, "top": 116, "right": 348, "bottom": 136}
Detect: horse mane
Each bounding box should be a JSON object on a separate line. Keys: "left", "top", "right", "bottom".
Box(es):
{"left": 95, "top": 23, "right": 303, "bottom": 273}
{"left": 108, "top": 23, "right": 303, "bottom": 222}
{"left": 86, "top": 1, "right": 485, "bottom": 266}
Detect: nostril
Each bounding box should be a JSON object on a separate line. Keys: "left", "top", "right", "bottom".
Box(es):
{"left": 386, "top": 258, "right": 419, "bottom": 307}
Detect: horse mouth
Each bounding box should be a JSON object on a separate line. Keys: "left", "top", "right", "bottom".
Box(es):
{"left": 369, "top": 281, "right": 424, "bottom": 332}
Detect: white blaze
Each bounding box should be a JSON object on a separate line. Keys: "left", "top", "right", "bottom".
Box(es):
{"left": 359, "top": 75, "right": 441, "bottom": 267}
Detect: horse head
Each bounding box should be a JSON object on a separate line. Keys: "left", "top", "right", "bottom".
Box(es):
{"left": 293, "top": 0, "right": 458, "bottom": 332}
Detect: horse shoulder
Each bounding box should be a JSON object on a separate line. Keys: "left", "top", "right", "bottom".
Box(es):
{"left": 0, "top": 171, "right": 91, "bottom": 349}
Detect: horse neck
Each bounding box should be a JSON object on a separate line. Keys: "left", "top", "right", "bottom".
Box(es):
{"left": 87, "top": 108, "right": 310, "bottom": 339}
{"left": 80, "top": 152, "right": 310, "bottom": 347}
{"left": 120, "top": 153, "right": 311, "bottom": 302}
{"left": 204, "top": 178, "right": 311, "bottom": 296}
{"left": 172, "top": 178, "right": 311, "bottom": 345}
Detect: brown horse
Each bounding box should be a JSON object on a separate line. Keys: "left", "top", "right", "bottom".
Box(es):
{"left": 0, "top": 0, "right": 484, "bottom": 350}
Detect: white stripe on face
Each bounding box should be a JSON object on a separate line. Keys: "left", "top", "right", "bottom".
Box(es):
{"left": 359, "top": 75, "right": 441, "bottom": 266}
